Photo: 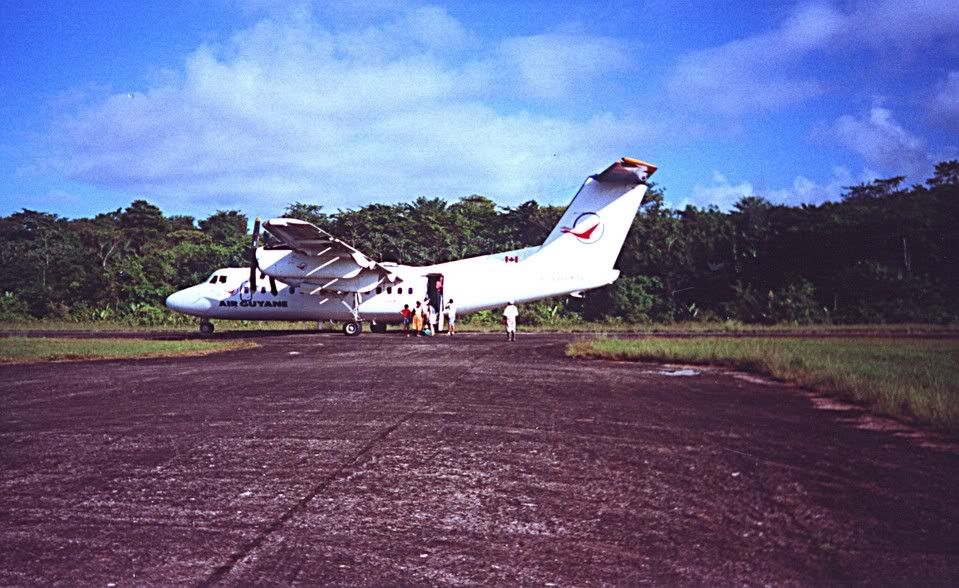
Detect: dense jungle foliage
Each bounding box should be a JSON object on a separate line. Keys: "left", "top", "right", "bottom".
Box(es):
{"left": 2, "top": 161, "right": 957, "bottom": 326}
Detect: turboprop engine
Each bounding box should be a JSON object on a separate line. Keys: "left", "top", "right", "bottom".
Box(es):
{"left": 256, "top": 248, "right": 389, "bottom": 293}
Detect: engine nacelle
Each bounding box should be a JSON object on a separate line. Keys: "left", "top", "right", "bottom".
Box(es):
{"left": 257, "top": 249, "right": 394, "bottom": 293}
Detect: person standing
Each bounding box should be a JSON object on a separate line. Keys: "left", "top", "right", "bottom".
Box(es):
{"left": 503, "top": 301, "right": 518, "bottom": 342}
{"left": 426, "top": 300, "right": 438, "bottom": 334}
{"left": 435, "top": 275, "right": 445, "bottom": 331}
{"left": 411, "top": 301, "right": 424, "bottom": 336}
{"left": 400, "top": 304, "right": 412, "bottom": 336}
{"left": 445, "top": 299, "right": 457, "bottom": 335}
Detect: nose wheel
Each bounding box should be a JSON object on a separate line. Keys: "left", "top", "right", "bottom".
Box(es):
{"left": 343, "top": 321, "right": 362, "bottom": 336}
{"left": 199, "top": 321, "right": 215, "bottom": 335}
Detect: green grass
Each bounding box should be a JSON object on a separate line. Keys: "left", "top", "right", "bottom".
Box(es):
{"left": 0, "top": 319, "right": 328, "bottom": 333}
{"left": 0, "top": 337, "right": 256, "bottom": 363}
{"left": 457, "top": 320, "right": 959, "bottom": 334}
{"left": 2, "top": 319, "right": 957, "bottom": 335}
{"left": 567, "top": 337, "right": 959, "bottom": 434}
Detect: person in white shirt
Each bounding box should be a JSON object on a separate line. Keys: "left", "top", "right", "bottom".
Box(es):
{"left": 502, "top": 301, "right": 518, "bottom": 342}
{"left": 445, "top": 299, "right": 458, "bottom": 335}
{"left": 426, "top": 301, "right": 438, "bottom": 334}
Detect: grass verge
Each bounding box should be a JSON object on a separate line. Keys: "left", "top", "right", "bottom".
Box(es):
{"left": 0, "top": 320, "right": 327, "bottom": 333}
{"left": 457, "top": 321, "right": 959, "bottom": 334}
{"left": 0, "top": 337, "right": 256, "bottom": 363}
{"left": 2, "top": 319, "right": 957, "bottom": 335}
{"left": 567, "top": 337, "right": 959, "bottom": 434}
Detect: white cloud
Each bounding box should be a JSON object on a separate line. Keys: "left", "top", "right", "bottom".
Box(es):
{"left": 330, "top": 6, "right": 470, "bottom": 63}
{"left": 681, "top": 171, "right": 754, "bottom": 210}
{"left": 43, "top": 7, "right": 657, "bottom": 214}
{"left": 830, "top": 106, "right": 931, "bottom": 177}
{"left": 498, "top": 33, "right": 629, "bottom": 99}
{"left": 930, "top": 71, "right": 959, "bottom": 131}
{"left": 765, "top": 166, "right": 854, "bottom": 204}
{"left": 28, "top": 188, "right": 81, "bottom": 208}
{"left": 682, "top": 166, "right": 860, "bottom": 210}
{"left": 668, "top": 0, "right": 959, "bottom": 115}
{"left": 667, "top": 4, "right": 842, "bottom": 114}
{"left": 850, "top": 0, "right": 959, "bottom": 48}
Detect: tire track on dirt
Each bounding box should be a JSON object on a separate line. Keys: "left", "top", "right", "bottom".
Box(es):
{"left": 198, "top": 344, "right": 509, "bottom": 586}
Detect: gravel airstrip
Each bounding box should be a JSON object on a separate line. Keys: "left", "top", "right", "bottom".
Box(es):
{"left": 1, "top": 332, "right": 957, "bottom": 585}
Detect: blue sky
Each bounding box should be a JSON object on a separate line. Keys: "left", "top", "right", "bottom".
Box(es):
{"left": 2, "top": 0, "right": 958, "bottom": 221}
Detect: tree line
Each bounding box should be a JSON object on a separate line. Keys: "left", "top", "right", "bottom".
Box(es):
{"left": 2, "top": 161, "right": 957, "bottom": 325}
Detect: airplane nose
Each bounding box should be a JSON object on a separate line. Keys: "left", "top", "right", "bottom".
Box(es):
{"left": 165, "top": 289, "right": 211, "bottom": 315}
{"left": 165, "top": 290, "right": 192, "bottom": 313}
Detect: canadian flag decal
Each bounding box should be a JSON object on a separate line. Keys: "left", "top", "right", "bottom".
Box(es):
{"left": 504, "top": 255, "right": 519, "bottom": 263}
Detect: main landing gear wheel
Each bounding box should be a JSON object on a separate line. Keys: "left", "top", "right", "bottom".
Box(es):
{"left": 199, "top": 322, "right": 215, "bottom": 335}
{"left": 343, "top": 321, "right": 362, "bottom": 336}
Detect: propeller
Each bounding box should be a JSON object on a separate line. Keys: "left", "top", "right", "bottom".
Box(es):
{"left": 249, "top": 217, "right": 261, "bottom": 292}
{"left": 248, "top": 217, "right": 280, "bottom": 296}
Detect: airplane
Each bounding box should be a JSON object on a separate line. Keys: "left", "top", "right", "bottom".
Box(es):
{"left": 165, "top": 157, "right": 656, "bottom": 335}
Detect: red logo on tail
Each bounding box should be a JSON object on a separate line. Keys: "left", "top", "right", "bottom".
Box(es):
{"left": 560, "top": 212, "right": 603, "bottom": 244}
{"left": 561, "top": 223, "right": 599, "bottom": 239}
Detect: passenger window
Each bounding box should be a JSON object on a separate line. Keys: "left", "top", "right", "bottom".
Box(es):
{"left": 289, "top": 287, "right": 296, "bottom": 294}
{"left": 260, "top": 287, "right": 266, "bottom": 294}
{"left": 243, "top": 287, "right": 249, "bottom": 294}
{"left": 408, "top": 288, "right": 413, "bottom": 294}
{"left": 387, "top": 287, "right": 392, "bottom": 294}
{"left": 376, "top": 287, "right": 382, "bottom": 294}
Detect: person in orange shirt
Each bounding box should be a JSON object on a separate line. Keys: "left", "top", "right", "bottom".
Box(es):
{"left": 411, "top": 301, "right": 424, "bottom": 336}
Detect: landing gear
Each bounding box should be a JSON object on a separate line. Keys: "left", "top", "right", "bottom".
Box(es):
{"left": 342, "top": 291, "right": 365, "bottom": 337}
{"left": 199, "top": 321, "right": 215, "bottom": 335}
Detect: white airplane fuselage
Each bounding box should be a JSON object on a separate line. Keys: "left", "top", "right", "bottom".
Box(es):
{"left": 165, "top": 158, "right": 655, "bottom": 330}
{"left": 165, "top": 245, "right": 620, "bottom": 323}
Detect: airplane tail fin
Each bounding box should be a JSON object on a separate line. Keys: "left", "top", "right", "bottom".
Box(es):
{"left": 537, "top": 157, "right": 656, "bottom": 274}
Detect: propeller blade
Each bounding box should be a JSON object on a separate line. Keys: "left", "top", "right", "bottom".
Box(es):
{"left": 249, "top": 217, "right": 261, "bottom": 292}
{"left": 251, "top": 217, "right": 261, "bottom": 248}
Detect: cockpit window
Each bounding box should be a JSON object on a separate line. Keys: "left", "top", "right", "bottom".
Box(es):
{"left": 219, "top": 276, "right": 227, "bottom": 283}
{"left": 209, "top": 275, "right": 218, "bottom": 284}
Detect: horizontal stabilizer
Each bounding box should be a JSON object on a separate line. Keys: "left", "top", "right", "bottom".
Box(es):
{"left": 593, "top": 157, "right": 657, "bottom": 184}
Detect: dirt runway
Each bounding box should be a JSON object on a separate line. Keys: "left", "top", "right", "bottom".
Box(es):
{"left": 1, "top": 332, "right": 957, "bottom": 586}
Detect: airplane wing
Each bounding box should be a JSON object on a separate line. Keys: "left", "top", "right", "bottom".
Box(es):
{"left": 260, "top": 218, "right": 400, "bottom": 293}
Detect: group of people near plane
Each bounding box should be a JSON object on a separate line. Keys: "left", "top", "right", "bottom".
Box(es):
{"left": 400, "top": 299, "right": 455, "bottom": 337}
{"left": 399, "top": 299, "right": 519, "bottom": 340}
